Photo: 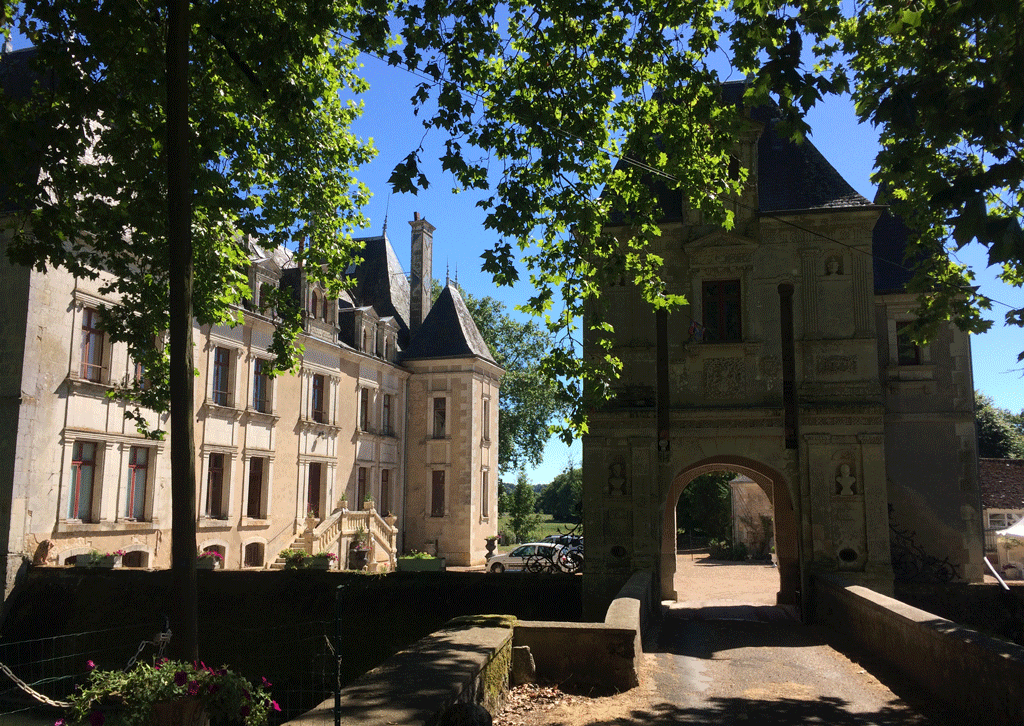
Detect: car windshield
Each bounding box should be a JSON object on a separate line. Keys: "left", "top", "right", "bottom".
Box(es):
{"left": 512, "top": 546, "right": 535, "bottom": 557}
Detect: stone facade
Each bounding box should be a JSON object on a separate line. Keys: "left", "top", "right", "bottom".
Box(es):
{"left": 582, "top": 85, "right": 983, "bottom": 617}
{"left": 0, "top": 214, "right": 501, "bottom": 599}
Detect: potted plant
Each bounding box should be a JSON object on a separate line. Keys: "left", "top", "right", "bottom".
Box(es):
{"left": 307, "top": 551, "right": 337, "bottom": 570}
{"left": 397, "top": 550, "right": 446, "bottom": 572}
{"left": 348, "top": 528, "right": 370, "bottom": 570}
{"left": 336, "top": 496, "right": 348, "bottom": 512}
{"left": 305, "top": 509, "right": 318, "bottom": 531}
{"left": 63, "top": 658, "right": 280, "bottom": 726}
{"left": 279, "top": 548, "right": 309, "bottom": 570}
{"left": 196, "top": 550, "right": 223, "bottom": 570}
{"left": 362, "top": 495, "right": 375, "bottom": 511}
{"left": 76, "top": 549, "right": 126, "bottom": 569}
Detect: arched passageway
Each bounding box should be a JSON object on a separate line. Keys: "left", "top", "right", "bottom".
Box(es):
{"left": 662, "top": 456, "right": 800, "bottom": 607}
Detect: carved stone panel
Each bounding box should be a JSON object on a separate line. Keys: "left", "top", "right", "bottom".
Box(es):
{"left": 703, "top": 358, "right": 747, "bottom": 399}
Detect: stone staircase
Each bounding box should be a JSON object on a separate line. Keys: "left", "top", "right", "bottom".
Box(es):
{"left": 269, "top": 506, "right": 398, "bottom": 571}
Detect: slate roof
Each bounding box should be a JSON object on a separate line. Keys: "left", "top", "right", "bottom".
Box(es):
{"left": 401, "top": 282, "right": 496, "bottom": 364}
{"left": 346, "top": 233, "right": 411, "bottom": 344}
{"left": 0, "top": 47, "right": 47, "bottom": 214}
{"left": 979, "top": 458, "right": 1024, "bottom": 510}
{"left": 870, "top": 188, "right": 917, "bottom": 294}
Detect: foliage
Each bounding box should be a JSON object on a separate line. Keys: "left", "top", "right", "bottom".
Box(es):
{"left": 497, "top": 481, "right": 510, "bottom": 517}
{"left": 708, "top": 538, "right": 748, "bottom": 561}
{"left": 433, "top": 281, "right": 566, "bottom": 474}
{"left": 312, "top": 551, "right": 338, "bottom": 561}
{"left": 975, "top": 391, "right": 1024, "bottom": 459}
{"left": 278, "top": 549, "right": 309, "bottom": 569}
{"left": 350, "top": 527, "right": 369, "bottom": 549}
{"left": 196, "top": 549, "right": 224, "bottom": 562}
{"left": 536, "top": 467, "right": 582, "bottom": 523}
{"left": 677, "top": 472, "right": 734, "bottom": 542}
{"left": 400, "top": 550, "right": 438, "bottom": 559}
{"left": 505, "top": 472, "right": 541, "bottom": 544}
{"left": 63, "top": 659, "right": 279, "bottom": 726}
{"left": 1, "top": 0, "right": 374, "bottom": 436}
{"left": 840, "top": 0, "right": 1024, "bottom": 349}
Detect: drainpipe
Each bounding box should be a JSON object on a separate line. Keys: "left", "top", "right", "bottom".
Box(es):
{"left": 399, "top": 374, "right": 409, "bottom": 556}
{"left": 778, "top": 282, "right": 807, "bottom": 621}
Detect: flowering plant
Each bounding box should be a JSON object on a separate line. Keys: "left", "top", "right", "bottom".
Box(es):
{"left": 279, "top": 548, "right": 308, "bottom": 568}
{"left": 88, "top": 549, "right": 127, "bottom": 559}
{"left": 61, "top": 659, "right": 279, "bottom": 726}
{"left": 312, "top": 551, "right": 338, "bottom": 561}
{"left": 197, "top": 549, "right": 224, "bottom": 562}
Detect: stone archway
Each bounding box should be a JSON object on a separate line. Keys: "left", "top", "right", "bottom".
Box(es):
{"left": 662, "top": 455, "right": 800, "bottom": 607}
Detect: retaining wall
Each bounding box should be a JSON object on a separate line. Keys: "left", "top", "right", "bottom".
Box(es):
{"left": 815, "top": 573, "right": 1024, "bottom": 725}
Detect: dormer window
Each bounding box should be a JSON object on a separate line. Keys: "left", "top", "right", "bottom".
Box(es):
{"left": 310, "top": 291, "right": 319, "bottom": 320}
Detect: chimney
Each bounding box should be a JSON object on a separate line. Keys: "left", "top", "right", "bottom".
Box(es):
{"left": 409, "top": 212, "right": 435, "bottom": 334}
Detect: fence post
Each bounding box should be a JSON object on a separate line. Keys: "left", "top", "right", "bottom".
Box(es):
{"left": 334, "top": 585, "right": 343, "bottom": 726}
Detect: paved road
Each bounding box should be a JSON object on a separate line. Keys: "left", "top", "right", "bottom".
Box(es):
{"left": 638, "top": 555, "right": 961, "bottom": 725}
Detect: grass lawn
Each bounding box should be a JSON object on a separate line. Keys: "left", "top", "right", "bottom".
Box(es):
{"left": 495, "top": 513, "right": 580, "bottom": 553}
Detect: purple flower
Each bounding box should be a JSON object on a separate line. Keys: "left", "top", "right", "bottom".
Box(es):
{"left": 174, "top": 671, "right": 187, "bottom": 686}
{"left": 187, "top": 680, "right": 200, "bottom": 696}
{"left": 86, "top": 660, "right": 96, "bottom": 671}
{"left": 261, "top": 676, "right": 272, "bottom": 688}
{"left": 88, "top": 711, "right": 105, "bottom": 726}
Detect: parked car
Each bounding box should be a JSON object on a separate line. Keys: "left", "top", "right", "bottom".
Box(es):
{"left": 488, "top": 542, "right": 564, "bottom": 573}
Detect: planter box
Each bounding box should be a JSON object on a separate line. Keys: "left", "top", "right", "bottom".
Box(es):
{"left": 76, "top": 555, "right": 117, "bottom": 569}
{"left": 196, "top": 558, "right": 217, "bottom": 570}
{"left": 397, "top": 557, "right": 446, "bottom": 572}
{"left": 307, "top": 557, "right": 333, "bottom": 570}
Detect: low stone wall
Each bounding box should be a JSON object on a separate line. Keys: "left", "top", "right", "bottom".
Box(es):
{"left": 285, "top": 615, "right": 515, "bottom": 726}
{"left": 515, "top": 570, "right": 653, "bottom": 691}
{"left": 815, "top": 573, "right": 1024, "bottom": 725}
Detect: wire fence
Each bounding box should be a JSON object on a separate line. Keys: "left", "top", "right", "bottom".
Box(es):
{"left": 0, "top": 619, "right": 333, "bottom": 725}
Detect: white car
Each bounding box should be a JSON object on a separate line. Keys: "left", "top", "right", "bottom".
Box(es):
{"left": 487, "top": 542, "right": 564, "bottom": 573}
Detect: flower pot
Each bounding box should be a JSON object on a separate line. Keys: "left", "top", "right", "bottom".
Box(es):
{"left": 348, "top": 548, "right": 369, "bottom": 570}
{"left": 307, "top": 556, "right": 332, "bottom": 570}
{"left": 362, "top": 499, "right": 375, "bottom": 511}
{"left": 152, "top": 698, "right": 209, "bottom": 726}
{"left": 78, "top": 555, "right": 117, "bottom": 569}
{"left": 196, "top": 558, "right": 217, "bottom": 570}
{"left": 485, "top": 538, "right": 498, "bottom": 559}
{"left": 397, "top": 557, "right": 445, "bottom": 572}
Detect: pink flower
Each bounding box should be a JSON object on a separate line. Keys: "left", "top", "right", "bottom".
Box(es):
{"left": 88, "top": 711, "right": 105, "bottom": 726}
{"left": 261, "top": 676, "right": 272, "bottom": 688}
{"left": 55, "top": 719, "right": 66, "bottom": 726}
{"left": 86, "top": 660, "right": 95, "bottom": 670}
{"left": 271, "top": 701, "right": 281, "bottom": 712}
{"left": 187, "top": 680, "right": 200, "bottom": 696}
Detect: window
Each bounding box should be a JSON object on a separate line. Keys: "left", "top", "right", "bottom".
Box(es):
{"left": 68, "top": 441, "right": 98, "bottom": 521}
{"left": 247, "top": 457, "right": 266, "bottom": 518}
{"left": 133, "top": 360, "right": 151, "bottom": 391}
{"left": 482, "top": 398, "right": 490, "bottom": 442}
{"left": 382, "top": 393, "right": 392, "bottom": 436}
{"left": 252, "top": 359, "right": 271, "bottom": 413}
{"left": 203, "top": 544, "right": 226, "bottom": 567}
{"left": 359, "top": 388, "right": 370, "bottom": 431}
{"left": 431, "top": 470, "right": 445, "bottom": 517}
{"left": 362, "top": 329, "right": 368, "bottom": 352}
{"left": 702, "top": 280, "right": 742, "bottom": 342}
{"left": 80, "top": 307, "right": 105, "bottom": 382}
{"left": 481, "top": 470, "right": 489, "bottom": 518}
{"left": 212, "top": 347, "right": 232, "bottom": 406}
{"left": 125, "top": 446, "right": 149, "bottom": 520}
{"left": 357, "top": 467, "right": 368, "bottom": 504}
{"left": 244, "top": 542, "right": 264, "bottom": 568}
{"left": 432, "top": 397, "right": 447, "bottom": 439}
{"left": 308, "top": 462, "right": 322, "bottom": 518}
{"left": 310, "top": 291, "right": 319, "bottom": 320}
{"left": 989, "top": 512, "right": 1020, "bottom": 529}
{"left": 379, "top": 469, "right": 390, "bottom": 515}
{"left": 384, "top": 338, "right": 390, "bottom": 361}
{"left": 122, "top": 551, "right": 147, "bottom": 568}
{"left": 897, "top": 328, "right": 921, "bottom": 366}
{"left": 206, "top": 453, "right": 226, "bottom": 519}
{"left": 312, "top": 374, "right": 326, "bottom": 423}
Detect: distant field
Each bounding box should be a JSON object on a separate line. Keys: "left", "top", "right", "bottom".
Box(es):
{"left": 495, "top": 513, "right": 580, "bottom": 552}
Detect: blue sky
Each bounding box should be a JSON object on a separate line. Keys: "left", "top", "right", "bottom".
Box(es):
{"left": 7, "top": 29, "right": 1023, "bottom": 487}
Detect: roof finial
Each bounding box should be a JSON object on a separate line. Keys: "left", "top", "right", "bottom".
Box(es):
{"left": 382, "top": 193, "right": 391, "bottom": 237}
{"left": 445, "top": 259, "right": 450, "bottom": 286}
{"left": 454, "top": 263, "right": 458, "bottom": 286}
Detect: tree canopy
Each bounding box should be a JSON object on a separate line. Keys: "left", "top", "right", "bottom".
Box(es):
{"left": 537, "top": 466, "right": 582, "bottom": 523}
{"left": 975, "top": 391, "right": 1024, "bottom": 459}
{"left": 5, "top": 0, "right": 1023, "bottom": 438}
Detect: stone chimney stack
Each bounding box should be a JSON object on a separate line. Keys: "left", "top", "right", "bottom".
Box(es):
{"left": 409, "top": 212, "right": 435, "bottom": 334}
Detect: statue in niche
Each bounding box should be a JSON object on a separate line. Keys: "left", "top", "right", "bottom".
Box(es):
{"left": 825, "top": 255, "right": 843, "bottom": 276}
{"left": 609, "top": 462, "right": 627, "bottom": 497}
{"left": 835, "top": 463, "right": 857, "bottom": 496}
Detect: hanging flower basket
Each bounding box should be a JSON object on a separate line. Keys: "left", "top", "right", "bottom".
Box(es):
{"left": 151, "top": 697, "right": 209, "bottom": 726}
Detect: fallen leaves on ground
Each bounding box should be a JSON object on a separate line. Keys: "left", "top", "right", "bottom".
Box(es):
{"left": 492, "top": 683, "right": 592, "bottom": 726}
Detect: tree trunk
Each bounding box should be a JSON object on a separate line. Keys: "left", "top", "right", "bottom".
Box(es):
{"left": 167, "top": 0, "right": 198, "bottom": 661}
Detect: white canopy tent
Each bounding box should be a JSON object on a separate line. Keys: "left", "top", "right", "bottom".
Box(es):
{"left": 997, "top": 518, "right": 1024, "bottom": 539}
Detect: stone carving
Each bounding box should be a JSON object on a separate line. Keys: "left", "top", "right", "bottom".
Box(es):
{"left": 824, "top": 255, "right": 843, "bottom": 275}
{"left": 835, "top": 464, "right": 857, "bottom": 496}
{"left": 704, "top": 358, "right": 747, "bottom": 398}
{"left": 608, "top": 462, "right": 627, "bottom": 497}
{"left": 816, "top": 355, "right": 858, "bottom": 375}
